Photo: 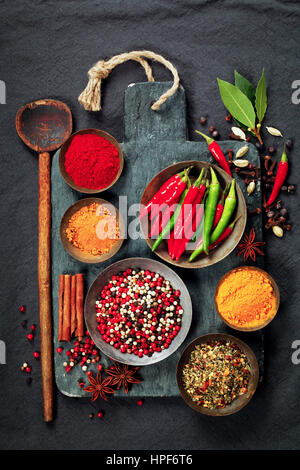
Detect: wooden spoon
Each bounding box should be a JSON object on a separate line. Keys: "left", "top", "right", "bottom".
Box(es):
{"left": 16, "top": 99, "right": 72, "bottom": 422}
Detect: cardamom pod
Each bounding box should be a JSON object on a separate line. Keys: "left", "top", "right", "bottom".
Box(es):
{"left": 272, "top": 226, "right": 284, "bottom": 237}
{"left": 233, "top": 159, "right": 249, "bottom": 168}
{"left": 247, "top": 181, "right": 255, "bottom": 195}
{"left": 231, "top": 127, "right": 246, "bottom": 140}
{"left": 266, "top": 126, "right": 283, "bottom": 137}
{"left": 236, "top": 146, "right": 249, "bottom": 158}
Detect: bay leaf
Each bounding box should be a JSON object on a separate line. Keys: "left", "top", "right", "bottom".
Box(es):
{"left": 255, "top": 69, "right": 267, "bottom": 123}
{"left": 217, "top": 78, "right": 256, "bottom": 130}
{"left": 234, "top": 70, "right": 255, "bottom": 104}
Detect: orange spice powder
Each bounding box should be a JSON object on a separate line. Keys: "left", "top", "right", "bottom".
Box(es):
{"left": 66, "top": 203, "right": 119, "bottom": 256}
{"left": 215, "top": 268, "right": 277, "bottom": 329}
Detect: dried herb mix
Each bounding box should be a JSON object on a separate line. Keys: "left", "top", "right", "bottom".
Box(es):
{"left": 182, "top": 340, "right": 251, "bottom": 409}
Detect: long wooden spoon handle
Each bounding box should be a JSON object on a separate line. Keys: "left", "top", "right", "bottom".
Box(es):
{"left": 38, "top": 152, "right": 53, "bottom": 422}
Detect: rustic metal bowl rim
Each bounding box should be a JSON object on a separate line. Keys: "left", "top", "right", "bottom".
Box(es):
{"left": 140, "top": 161, "right": 247, "bottom": 269}
{"left": 84, "top": 257, "right": 193, "bottom": 366}
{"left": 176, "top": 332, "right": 259, "bottom": 416}
{"left": 58, "top": 128, "right": 124, "bottom": 194}
{"left": 214, "top": 266, "right": 280, "bottom": 332}
{"left": 60, "top": 197, "right": 125, "bottom": 264}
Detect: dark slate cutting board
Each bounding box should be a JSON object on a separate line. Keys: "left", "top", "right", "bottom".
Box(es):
{"left": 51, "top": 82, "right": 264, "bottom": 397}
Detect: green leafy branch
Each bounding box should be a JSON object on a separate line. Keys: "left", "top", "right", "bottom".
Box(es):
{"left": 217, "top": 69, "right": 267, "bottom": 144}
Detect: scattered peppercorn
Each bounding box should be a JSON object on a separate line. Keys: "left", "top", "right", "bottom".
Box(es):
{"left": 27, "top": 333, "right": 34, "bottom": 341}
{"left": 288, "top": 184, "right": 295, "bottom": 194}
{"left": 199, "top": 116, "right": 207, "bottom": 125}
{"left": 89, "top": 412, "right": 94, "bottom": 419}
{"left": 33, "top": 351, "right": 39, "bottom": 359}
{"left": 285, "top": 139, "right": 293, "bottom": 150}
{"left": 19, "top": 305, "right": 26, "bottom": 313}
{"left": 26, "top": 377, "right": 32, "bottom": 385}
{"left": 212, "top": 130, "right": 219, "bottom": 139}
{"left": 225, "top": 114, "right": 232, "bottom": 122}
{"left": 25, "top": 366, "right": 31, "bottom": 373}
{"left": 97, "top": 411, "right": 104, "bottom": 419}
{"left": 30, "top": 324, "right": 36, "bottom": 332}
{"left": 21, "top": 320, "right": 28, "bottom": 329}
{"left": 268, "top": 146, "right": 276, "bottom": 155}
{"left": 208, "top": 125, "right": 215, "bottom": 133}
{"left": 137, "top": 399, "right": 144, "bottom": 406}
{"left": 56, "top": 347, "right": 63, "bottom": 354}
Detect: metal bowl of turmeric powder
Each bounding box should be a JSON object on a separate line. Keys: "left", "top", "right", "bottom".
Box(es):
{"left": 59, "top": 128, "right": 124, "bottom": 194}
{"left": 60, "top": 197, "right": 125, "bottom": 264}
{"left": 215, "top": 266, "right": 280, "bottom": 332}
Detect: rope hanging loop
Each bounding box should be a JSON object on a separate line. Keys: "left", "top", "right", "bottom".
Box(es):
{"left": 78, "top": 50, "right": 180, "bottom": 112}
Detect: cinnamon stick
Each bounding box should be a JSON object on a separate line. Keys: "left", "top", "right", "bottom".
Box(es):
{"left": 62, "top": 274, "right": 71, "bottom": 342}
{"left": 70, "top": 275, "right": 77, "bottom": 337}
{"left": 75, "top": 274, "right": 84, "bottom": 341}
{"left": 58, "top": 275, "right": 65, "bottom": 341}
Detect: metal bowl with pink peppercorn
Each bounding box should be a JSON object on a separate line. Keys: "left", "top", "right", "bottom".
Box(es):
{"left": 84, "top": 257, "right": 192, "bottom": 366}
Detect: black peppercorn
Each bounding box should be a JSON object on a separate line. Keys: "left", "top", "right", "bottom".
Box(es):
{"left": 275, "top": 201, "right": 282, "bottom": 210}
{"left": 212, "top": 130, "right": 219, "bottom": 139}
{"left": 285, "top": 139, "right": 293, "bottom": 150}
{"left": 288, "top": 184, "right": 296, "bottom": 193}
{"left": 280, "top": 208, "right": 288, "bottom": 217}
{"left": 208, "top": 125, "right": 215, "bottom": 133}
{"left": 267, "top": 211, "right": 275, "bottom": 218}
{"left": 200, "top": 116, "right": 207, "bottom": 125}
{"left": 281, "top": 185, "right": 288, "bottom": 192}
{"left": 268, "top": 146, "right": 276, "bottom": 155}
{"left": 26, "top": 377, "right": 32, "bottom": 385}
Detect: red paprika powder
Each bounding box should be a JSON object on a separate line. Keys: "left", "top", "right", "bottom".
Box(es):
{"left": 64, "top": 133, "right": 120, "bottom": 189}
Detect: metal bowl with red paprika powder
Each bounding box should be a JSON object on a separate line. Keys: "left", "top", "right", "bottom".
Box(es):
{"left": 59, "top": 128, "right": 124, "bottom": 194}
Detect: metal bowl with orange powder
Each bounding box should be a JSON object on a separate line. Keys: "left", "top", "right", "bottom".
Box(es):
{"left": 215, "top": 266, "right": 280, "bottom": 332}
{"left": 60, "top": 198, "right": 125, "bottom": 264}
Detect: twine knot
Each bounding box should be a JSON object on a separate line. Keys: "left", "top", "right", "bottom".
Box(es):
{"left": 78, "top": 50, "right": 180, "bottom": 112}
{"left": 88, "top": 60, "right": 111, "bottom": 80}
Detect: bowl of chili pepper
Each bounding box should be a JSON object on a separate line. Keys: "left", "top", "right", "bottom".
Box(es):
{"left": 176, "top": 333, "right": 259, "bottom": 416}
{"left": 140, "top": 161, "right": 247, "bottom": 269}
{"left": 59, "top": 128, "right": 124, "bottom": 193}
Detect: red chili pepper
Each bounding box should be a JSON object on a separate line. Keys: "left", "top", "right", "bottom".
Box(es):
{"left": 173, "top": 191, "right": 206, "bottom": 261}
{"left": 195, "top": 130, "right": 232, "bottom": 176}
{"left": 168, "top": 230, "right": 175, "bottom": 257}
{"left": 149, "top": 169, "right": 190, "bottom": 221}
{"left": 267, "top": 145, "right": 288, "bottom": 206}
{"left": 171, "top": 169, "right": 206, "bottom": 259}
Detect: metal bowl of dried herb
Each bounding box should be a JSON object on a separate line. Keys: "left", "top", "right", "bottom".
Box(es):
{"left": 176, "top": 333, "right": 259, "bottom": 416}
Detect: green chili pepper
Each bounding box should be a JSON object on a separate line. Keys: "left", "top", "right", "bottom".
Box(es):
{"left": 188, "top": 178, "right": 236, "bottom": 261}
{"left": 203, "top": 168, "right": 220, "bottom": 254}
{"left": 210, "top": 178, "right": 236, "bottom": 242}
{"left": 151, "top": 179, "right": 191, "bottom": 252}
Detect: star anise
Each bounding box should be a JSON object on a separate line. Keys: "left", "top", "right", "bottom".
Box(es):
{"left": 83, "top": 371, "right": 115, "bottom": 402}
{"left": 105, "top": 362, "right": 141, "bottom": 394}
{"left": 236, "top": 227, "right": 265, "bottom": 261}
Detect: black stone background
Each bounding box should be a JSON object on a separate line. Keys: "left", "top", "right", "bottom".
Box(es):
{"left": 0, "top": 0, "right": 300, "bottom": 450}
